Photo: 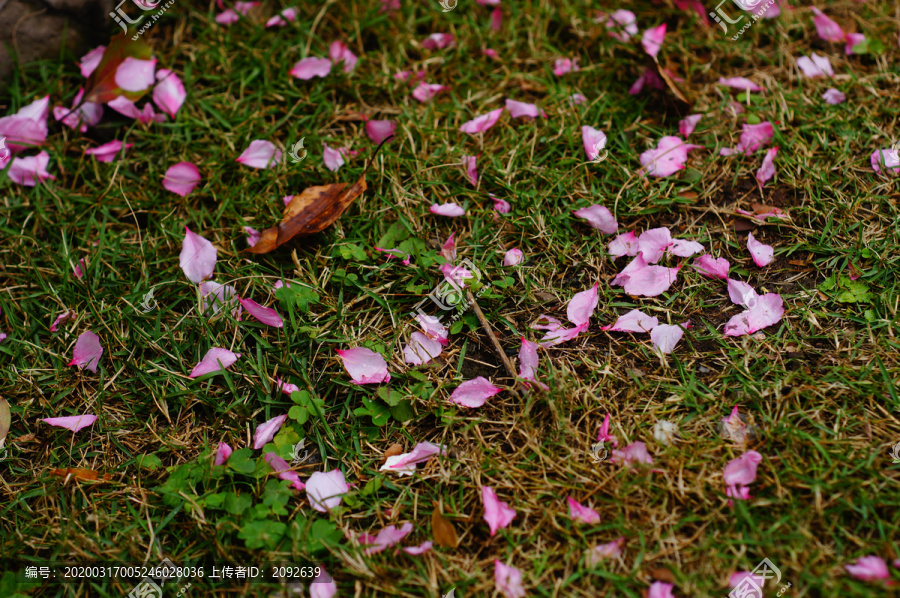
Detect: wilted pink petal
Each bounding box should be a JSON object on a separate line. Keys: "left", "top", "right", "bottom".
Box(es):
{"left": 215, "top": 8, "right": 240, "bottom": 24}
{"left": 266, "top": 7, "right": 297, "bottom": 26}
{"left": 641, "top": 24, "right": 666, "bottom": 58}
{"left": 0, "top": 96, "right": 49, "bottom": 153}
{"left": 403, "top": 331, "right": 443, "bottom": 365}
{"left": 290, "top": 57, "right": 332, "bottom": 80}
{"left": 726, "top": 484, "right": 752, "bottom": 501}
{"left": 650, "top": 322, "right": 687, "bottom": 354}
{"left": 462, "top": 155, "right": 478, "bottom": 186}
{"left": 822, "top": 88, "right": 846, "bottom": 104}
{"left": 189, "top": 348, "right": 240, "bottom": 377}
{"left": 441, "top": 262, "right": 475, "bottom": 287}
{"left": 569, "top": 93, "right": 587, "bottom": 105}
{"left": 375, "top": 247, "right": 412, "bottom": 266}
{"left": 264, "top": 452, "right": 306, "bottom": 491}
{"left": 845, "top": 32, "right": 866, "bottom": 55}
{"left": 42, "top": 414, "right": 97, "bottom": 433}
{"left": 380, "top": 442, "right": 445, "bottom": 475}
{"left": 422, "top": 33, "right": 455, "bottom": 50}
{"left": 811, "top": 7, "right": 844, "bottom": 42}
{"left": 604, "top": 9, "right": 638, "bottom": 41}
{"left": 276, "top": 378, "right": 300, "bottom": 395}
{"left": 567, "top": 284, "right": 599, "bottom": 326}
{"left": 724, "top": 293, "right": 784, "bottom": 336}
{"left": 538, "top": 322, "right": 587, "bottom": 347}
{"left": 601, "top": 309, "right": 658, "bottom": 333}
{"left": 239, "top": 297, "right": 284, "bottom": 327}
{"left": 337, "top": 347, "right": 391, "bottom": 384}
{"left": 756, "top": 147, "right": 778, "bottom": 186}
{"left": 611, "top": 252, "right": 648, "bottom": 287}
{"left": 252, "top": 414, "right": 288, "bottom": 449}
{"left": 85, "top": 140, "right": 132, "bottom": 163}
{"left": 73, "top": 258, "right": 87, "bottom": 279}
{"left": 621, "top": 264, "right": 679, "bottom": 297}
{"left": 54, "top": 88, "right": 102, "bottom": 132}
{"left": 608, "top": 231, "right": 639, "bottom": 258}
{"left": 747, "top": 232, "right": 774, "bottom": 267}
{"left": 845, "top": 556, "right": 890, "bottom": 581}
{"left": 630, "top": 67, "right": 664, "bottom": 95}
{"left": 243, "top": 226, "right": 261, "bottom": 247}
{"left": 79, "top": 45, "right": 105, "bottom": 78}
{"left": 450, "top": 377, "right": 502, "bottom": 408}
{"left": 670, "top": 239, "right": 704, "bottom": 258}
{"left": 492, "top": 195, "right": 511, "bottom": 213}
{"left": 307, "top": 470, "right": 349, "bottom": 512}
{"left": 403, "top": 542, "right": 433, "bottom": 555}
{"left": 439, "top": 233, "right": 457, "bottom": 262}
{"left": 494, "top": 561, "right": 525, "bottom": 598}
{"left": 640, "top": 136, "right": 698, "bottom": 177}
{"left": 163, "top": 162, "right": 201, "bottom": 196}
{"left": 693, "top": 255, "right": 730, "bottom": 279}
{"left": 724, "top": 450, "right": 762, "bottom": 486}
{"left": 329, "top": 40, "right": 358, "bottom": 73}
{"left": 567, "top": 496, "right": 601, "bottom": 524}
{"left": 517, "top": 337, "right": 547, "bottom": 389}
{"left": 68, "top": 331, "right": 103, "bottom": 372}
{"left": 359, "top": 523, "right": 413, "bottom": 555}
{"left": 153, "top": 69, "right": 187, "bottom": 117}
{"left": 215, "top": 442, "right": 233, "bottom": 465}
{"left": 7, "top": 152, "right": 55, "bottom": 186}
{"left": 727, "top": 278, "right": 759, "bottom": 308}
{"left": 871, "top": 149, "right": 900, "bottom": 175}
{"left": 587, "top": 538, "right": 625, "bottom": 565}
{"left": 460, "top": 108, "right": 504, "bottom": 134}
{"left": 611, "top": 441, "right": 653, "bottom": 466}
{"left": 573, "top": 204, "right": 617, "bottom": 234}
{"left": 679, "top": 114, "right": 702, "bottom": 137}
{"left": 429, "top": 202, "right": 466, "bottom": 217}
{"left": 581, "top": 126, "right": 607, "bottom": 162}
{"left": 796, "top": 53, "right": 833, "bottom": 78}
{"left": 50, "top": 310, "right": 76, "bottom": 332}
{"left": 380, "top": 0, "right": 399, "bottom": 13}
{"left": 115, "top": 57, "right": 156, "bottom": 92}
{"left": 482, "top": 486, "right": 516, "bottom": 535}
{"left": 236, "top": 140, "right": 282, "bottom": 169}
{"left": 502, "top": 248, "right": 523, "bottom": 267}
{"left": 309, "top": 568, "right": 337, "bottom": 598}
{"left": 597, "top": 413, "right": 618, "bottom": 446}
{"left": 721, "top": 406, "right": 750, "bottom": 444}
{"left": 717, "top": 77, "right": 763, "bottom": 92}
{"left": 735, "top": 207, "right": 790, "bottom": 221}
{"left": 552, "top": 58, "right": 579, "bottom": 76}
{"left": 648, "top": 581, "right": 675, "bottom": 598}
{"left": 180, "top": 226, "right": 216, "bottom": 283}
{"left": 637, "top": 228, "right": 673, "bottom": 263}
{"left": 506, "top": 99, "right": 541, "bottom": 120}
{"left": 412, "top": 82, "right": 446, "bottom": 103}
{"left": 416, "top": 313, "right": 449, "bottom": 345}
{"left": 366, "top": 119, "right": 396, "bottom": 144}
{"left": 107, "top": 96, "right": 166, "bottom": 124}
{"left": 721, "top": 122, "right": 775, "bottom": 156}
{"left": 200, "top": 281, "right": 238, "bottom": 315}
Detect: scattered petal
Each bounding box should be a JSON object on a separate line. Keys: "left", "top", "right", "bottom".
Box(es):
{"left": 215, "top": 442, "right": 233, "bottom": 465}
{"left": 505, "top": 99, "right": 542, "bottom": 120}
{"left": 845, "top": 556, "right": 890, "bottom": 582}
{"left": 307, "top": 470, "right": 349, "bottom": 512}
{"left": 460, "top": 108, "right": 504, "bottom": 134}
{"left": 648, "top": 581, "right": 676, "bottom": 598}
{"left": 42, "top": 415, "right": 97, "bottom": 433}
{"left": 422, "top": 33, "right": 455, "bottom": 50}
{"left": 462, "top": 155, "right": 478, "bottom": 187}
{"left": 482, "top": 486, "right": 516, "bottom": 535}
{"left": 290, "top": 57, "right": 332, "bottom": 80}
{"left": 604, "top": 10, "right": 638, "bottom": 41}
{"left": 810, "top": 7, "right": 844, "bottom": 42}
{"left": 263, "top": 452, "right": 306, "bottom": 491}
{"left": 581, "top": 126, "right": 608, "bottom": 162}
{"left": 608, "top": 231, "right": 639, "bottom": 258}
{"left": 85, "top": 140, "right": 132, "bottom": 163}
{"left": 611, "top": 441, "right": 654, "bottom": 466}
{"left": 640, "top": 136, "right": 697, "bottom": 177}
{"left": 179, "top": 226, "right": 216, "bottom": 283}
{"left": 115, "top": 57, "right": 156, "bottom": 92}
{"left": 622, "top": 265, "right": 680, "bottom": 297}
{"left": 412, "top": 82, "right": 446, "bottom": 103}
{"left": 567, "top": 284, "right": 599, "bottom": 326}
{"left": 693, "top": 255, "right": 730, "bottom": 279}
{"left": 724, "top": 450, "right": 762, "bottom": 487}
{"left": 68, "top": 331, "right": 103, "bottom": 372}
{"left": 756, "top": 147, "right": 778, "bottom": 186}
{"left": 50, "top": 310, "right": 76, "bottom": 332}
{"left": 239, "top": 298, "right": 284, "bottom": 327}
{"left": 403, "top": 542, "right": 433, "bottom": 555}
{"left": 503, "top": 248, "right": 523, "bottom": 266}
{"left": 494, "top": 561, "right": 525, "bottom": 598}
{"left": 822, "top": 88, "right": 846, "bottom": 105}
{"left": 79, "top": 46, "right": 105, "bottom": 78}
{"left": 430, "top": 202, "right": 466, "bottom": 217}
{"left": 573, "top": 204, "right": 617, "bottom": 234}
{"left": 747, "top": 232, "right": 774, "bottom": 267}
{"left": 153, "top": 69, "right": 187, "bottom": 117}
{"left": 189, "top": 348, "right": 240, "bottom": 378}
{"left": 567, "top": 496, "right": 601, "bottom": 524}
{"left": 679, "top": 114, "right": 702, "bottom": 137}
{"left": 552, "top": 58, "right": 579, "bottom": 76}
{"left": 402, "top": 331, "right": 443, "bottom": 365}
{"left": 360, "top": 523, "right": 413, "bottom": 555}
{"left": 717, "top": 77, "right": 763, "bottom": 92}
{"left": 163, "top": 162, "right": 201, "bottom": 196}
{"left": 587, "top": 538, "right": 625, "bottom": 565}
{"left": 796, "top": 53, "right": 833, "bottom": 78}
{"left": 601, "top": 309, "right": 658, "bottom": 333}
{"left": 236, "top": 140, "right": 282, "bottom": 169}
{"left": 650, "top": 322, "right": 687, "bottom": 354}
{"left": 366, "top": 119, "right": 396, "bottom": 144}
{"left": 450, "top": 377, "right": 502, "bottom": 408}
{"left": 641, "top": 24, "right": 666, "bottom": 58}
{"left": 253, "top": 414, "right": 288, "bottom": 449}
{"left": 337, "top": 347, "right": 391, "bottom": 384}
{"left": 380, "top": 442, "right": 445, "bottom": 475}
{"left": 7, "top": 152, "right": 55, "bottom": 186}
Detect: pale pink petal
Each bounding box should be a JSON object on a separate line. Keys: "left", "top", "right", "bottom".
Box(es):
{"left": 79, "top": 46, "right": 105, "bottom": 78}
{"left": 416, "top": 313, "right": 449, "bottom": 345}
{"left": 380, "top": 0, "right": 399, "bottom": 13}
{"left": 637, "top": 228, "right": 673, "bottom": 264}
{"left": 640, "top": 136, "right": 695, "bottom": 177}
{"left": 7, "top": 152, "right": 55, "bottom": 186}
{"left": 68, "top": 331, "right": 103, "bottom": 372}
{"left": 822, "top": 88, "right": 846, "bottom": 105}
{"left": 604, "top": 9, "right": 638, "bottom": 41}
{"left": 601, "top": 309, "right": 658, "bottom": 333}
{"left": 845, "top": 556, "right": 890, "bottom": 581}
{"left": 747, "top": 232, "right": 774, "bottom": 267}
{"left": 622, "top": 265, "right": 679, "bottom": 297}
{"left": 669, "top": 239, "right": 704, "bottom": 258}
{"left": 54, "top": 88, "right": 102, "bottom": 132}
{"left": 107, "top": 96, "right": 166, "bottom": 124}
{"left": 845, "top": 32, "right": 866, "bottom": 55}
{"left": 693, "top": 255, "right": 730, "bottom": 279}
{"left": 85, "top": 140, "right": 132, "bottom": 163}
{"left": 721, "top": 406, "right": 750, "bottom": 444}
{"left": 462, "top": 155, "right": 478, "bottom": 186}
{"left": 641, "top": 24, "right": 666, "bottom": 58}
{"left": 337, "top": 347, "right": 390, "bottom": 384}
{"left": 538, "top": 322, "right": 587, "bottom": 347}
{"left": 483, "top": 48, "right": 500, "bottom": 60}
{"left": 403, "top": 541, "right": 433, "bottom": 555}
{"left": 375, "top": 247, "right": 412, "bottom": 266}
{"left": 756, "top": 147, "right": 778, "bottom": 186}
{"left": 0, "top": 96, "right": 49, "bottom": 152}
{"left": 360, "top": 523, "right": 413, "bottom": 555}
{"left": 503, "top": 248, "right": 523, "bottom": 266}
{"left": 482, "top": 486, "right": 516, "bottom": 535}
{"left": 309, "top": 568, "right": 337, "bottom": 598}
{"left": 239, "top": 297, "right": 284, "bottom": 327}
{"left": 381, "top": 442, "right": 445, "bottom": 475}
{"left": 506, "top": 99, "right": 541, "bottom": 120}
{"left": 569, "top": 93, "right": 587, "bottom": 105}
{"left": 581, "top": 126, "right": 607, "bottom": 162}
{"left": 494, "top": 561, "right": 525, "bottom": 598}
{"left": 366, "top": 119, "right": 396, "bottom": 144}
{"left": 717, "top": 77, "right": 763, "bottom": 92}
{"left": 567, "top": 496, "right": 601, "bottom": 524}
{"left": 199, "top": 281, "right": 238, "bottom": 315}
{"left": 215, "top": 9, "right": 240, "bottom": 24}
{"left": 429, "top": 202, "right": 466, "bottom": 217}
{"left": 650, "top": 322, "right": 687, "bottom": 354}
{"left": 290, "top": 57, "right": 332, "bottom": 80}
{"left": 460, "top": 108, "right": 504, "bottom": 134}
{"left": 797, "top": 53, "right": 833, "bottom": 78}
{"left": 611, "top": 441, "right": 653, "bottom": 466}
{"left": 517, "top": 337, "right": 546, "bottom": 388}
{"left": 608, "top": 231, "right": 639, "bottom": 258}
{"left": 567, "top": 284, "right": 599, "bottom": 326}
{"left": 587, "top": 538, "right": 625, "bottom": 565}
{"left": 189, "top": 347, "right": 240, "bottom": 377}
{"left": 493, "top": 196, "right": 511, "bottom": 213}
{"left": 115, "top": 57, "right": 156, "bottom": 92}
{"left": 307, "top": 470, "right": 349, "bottom": 512}
{"left": 264, "top": 452, "right": 306, "bottom": 491}
{"left": 179, "top": 226, "right": 216, "bottom": 283}
{"left": 727, "top": 278, "right": 759, "bottom": 308}
{"left": 723, "top": 450, "right": 762, "bottom": 486}
{"left": 727, "top": 293, "right": 784, "bottom": 337}
{"left": 252, "top": 414, "right": 288, "bottom": 449}
{"left": 440, "top": 232, "right": 457, "bottom": 261}
{"left": 450, "top": 377, "right": 501, "bottom": 408}
{"left": 244, "top": 226, "right": 260, "bottom": 247}
{"left": 42, "top": 414, "right": 97, "bottom": 433}
{"left": 648, "top": 581, "right": 675, "bottom": 598}
{"left": 73, "top": 258, "right": 87, "bottom": 279}
{"left": 322, "top": 143, "right": 346, "bottom": 172}
{"left": 679, "top": 114, "right": 702, "bottom": 137}
{"left": 723, "top": 122, "right": 775, "bottom": 156}
{"left": 610, "top": 252, "right": 648, "bottom": 287}
{"left": 726, "top": 484, "right": 751, "bottom": 501}
{"left": 491, "top": 8, "right": 503, "bottom": 32}
{"left": 871, "top": 149, "right": 900, "bottom": 175}
{"left": 552, "top": 58, "right": 579, "bottom": 76}
{"left": 412, "top": 82, "right": 446, "bottom": 103}
{"left": 597, "top": 413, "right": 618, "bottom": 446}
{"left": 276, "top": 378, "right": 300, "bottom": 395}
{"left": 266, "top": 7, "right": 297, "bottom": 27}
{"left": 215, "top": 442, "right": 233, "bottom": 465}
{"left": 573, "top": 204, "right": 617, "bottom": 234}
{"left": 163, "top": 162, "right": 201, "bottom": 196}
{"left": 49, "top": 310, "right": 76, "bottom": 332}
{"left": 422, "top": 33, "right": 455, "bottom": 50}
{"left": 236, "top": 139, "right": 282, "bottom": 169}
{"left": 329, "top": 40, "right": 358, "bottom": 73}
{"left": 153, "top": 69, "right": 187, "bottom": 117}
{"left": 402, "top": 331, "right": 443, "bottom": 365}
{"left": 810, "top": 7, "right": 844, "bottom": 42}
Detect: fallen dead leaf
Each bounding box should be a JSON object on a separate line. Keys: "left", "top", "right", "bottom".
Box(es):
{"left": 647, "top": 567, "right": 677, "bottom": 584}
{"left": 384, "top": 443, "right": 404, "bottom": 461}
{"left": 49, "top": 468, "right": 113, "bottom": 482}
{"left": 431, "top": 501, "right": 459, "bottom": 548}
{"left": 654, "top": 59, "right": 690, "bottom": 106}
{"left": 14, "top": 433, "right": 36, "bottom": 443}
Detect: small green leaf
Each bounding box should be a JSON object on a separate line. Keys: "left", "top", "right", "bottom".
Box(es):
{"left": 361, "top": 477, "right": 383, "bottom": 495}
{"left": 289, "top": 405, "right": 309, "bottom": 424}
{"left": 224, "top": 492, "right": 252, "bottom": 516}
{"left": 275, "top": 285, "right": 320, "bottom": 313}
{"left": 136, "top": 454, "right": 163, "bottom": 471}
{"left": 238, "top": 520, "right": 287, "bottom": 550}
{"left": 390, "top": 399, "right": 416, "bottom": 422}
{"left": 836, "top": 280, "right": 872, "bottom": 303}
{"left": 450, "top": 320, "right": 464, "bottom": 335}
{"left": 746, "top": 114, "right": 761, "bottom": 125}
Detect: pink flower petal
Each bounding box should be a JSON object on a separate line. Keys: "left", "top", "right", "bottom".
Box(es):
{"left": 637, "top": 230, "right": 674, "bottom": 264}
{"left": 569, "top": 93, "right": 587, "bottom": 105}
{"left": 505, "top": 99, "right": 541, "bottom": 120}
{"left": 68, "top": 331, "right": 103, "bottom": 372}
{"left": 650, "top": 322, "right": 687, "bottom": 354}
{"left": 460, "top": 108, "right": 504, "bottom": 134}
{"left": 567, "top": 496, "right": 601, "bottom": 524}
{"left": 573, "top": 204, "right": 617, "bottom": 234}
{"left": 7, "top": 152, "right": 55, "bottom": 186}
{"left": 810, "top": 7, "right": 844, "bottom": 42}
{"left": 266, "top": 7, "right": 297, "bottom": 27}
{"left": 491, "top": 8, "right": 503, "bottom": 31}
{"left": 403, "top": 541, "right": 433, "bottom": 555}
{"left": 163, "top": 162, "right": 201, "bottom": 196}
{"left": 871, "top": 149, "right": 900, "bottom": 175}
{"left": 756, "top": 147, "right": 778, "bottom": 186}
{"left": 622, "top": 265, "right": 680, "bottom": 297}
{"left": 429, "top": 202, "right": 466, "bottom": 217}
{"left": 517, "top": 337, "right": 547, "bottom": 389}
{"left": 153, "top": 69, "right": 187, "bottom": 117}
{"left": 494, "top": 561, "right": 525, "bottom": 598}
{"left": 611, "top": 441, "right": 653, "bottom": 466}
{"left": 822, "top": 88, "right": 846, "bottom": 105}
{"left": 253, "top": 414, "right": 288, "bottom": 449}
{"left": 236, "top": 139, "right": 282, "bottom": 169}
{"left": 79, "top": 46, "right": 105, "bottom": 78}
{"left": 670, "top": 239, "right": 704, "bottom": 258}
{"left": 611, "top": 252, "right": 648, "bottom": 287}
{"left": 503, "top": 248, "right": 523, "bottom": 266}
{"left": 0, "top": 96, "right": 49, "bottom": 152}
{"left": 276, "top": 378, "right": 301, "bottom": 395}
{"left": 115, "top": 57, "right": 156, "bottom": 92}
{"left": 567, "top": 284, "right": 599, "bottom": 326}
{"left": 450, "top": 377, "right": 502, "bottom": 408}
{"left": 608, "top": 231, "right": 639, "bottom": 258}
{"left": 679, "top": 114, "right": 702, "bottom": 137}
{"left": 721, "top": 122, "right": 775, "bottom": 156}
{"left": 366, "top": 119, "right": 396, "bottom": 144}
{"left": 640, "top": 136, "right": 696, "bottom": 177}
{"left": 597, "top": 413, "right": 618, "bottom": 446}
{"left": 42, "top": 414, "right": 97, "bottom": 433}
{"left": 179, "top": 226, "right": 216, "bottom": 283}
{"left": 693, "top": 255, "right": 730, "bottom": 279}
{"left": 552, "top": 57, "right": 579, "bottom": 76}
{"left": 724, "top": 293, "right": 784, "bottom": 336}
{"left": 587, "top": 537, "right": 625, "bottom": 565}
{"left": 462, "top": 155, "right": 478, "bottom": 186}
{"left": 239, "top": 297, "right": 284, "bottom": 327}
{"left": 264, "top": 452, "right": 306, "bottom": 491}
{"left": 337, "top": 347, "right": 391, "bottom": 384}
{"left": 200, "top": 281, "right": 238, "bottom": 315}
{"left": 215, "top": 9, "right": 240, "bottom": 24}
{"left": 747, "top": 232, "right": 774, "bottom": 267}
{"left": 482, "top": 486, "right": 516, "bottom": 535}
{"left": 604, "top": 9, "right": 638, "bottom": 41}
{"left": 85, "top": 140, "right": 132, "bottom": 163}
{"left": 50, "top": 310, "right": 76, "bottom": 332}
{"left": 329, "top": 40, "right": 358, "bottom": 73}
{"left": 422, "top": 33, "right": 455, "bottom": 50}
{"left": 648, "top": 581, "right": 675, "bottom": 598}
{"left": 845, "top": 32, "right": 866, "bottom": 56}
{"left": 601, "top": 309, "right": 658, "bottom": 333}
{"left": 290, "top": 57, "right": 332, "bottom": 80}
{"left": 402, "top": 331, "right": 443, "bottom": 365}
{"left": 359, "top": 523, "right": 413, "bottom": 555}
{"left": 717, "top": 77, "right": 763, "bottom": 92}
{"left": 641, "top": 24, "right": 666, "bottom": 58}
{"left": 215, "top": 442, "right": 233, "bottom": 465}
{"left": 845, "top": 556, "right": 890, "bottom": 581}
{"left": 189, "top": 348, "right": 240, "bottom": 378}
{"left": 54, "top": 88, "right": 102, "bottom": 132}
{"left": 412, "top": 82, "right": 446, "bottom": 103}
{"left": 309, "top": 568, "right": 337, "bottom": 598}
{"left": 380, "top": 442, "right": 445, "bottom": 475}
{"left": 244, "top": 226, "right": 261, "bottom": 247}
{"left": 307, "top": 470, "right": 349, "bottom": 512}
{"left": 727, "top": 278, "right": 759, "bottom": 308}
{"left": 723, "top": 450, "right": 762, "bottom": 486}
{"left": 581, "top": 126, "right": 607, "bottom": 162}
{"left": 492, "top": 196, "right": 511, "bottom": 213}
{"left": 416, "top": 313, "right": 449, "bottom": 345}
{"left": 107, "top": 96, "right": 166, "bottom": 124}
{"left": 796, "top": 53, "right": 833, "bottom": 78}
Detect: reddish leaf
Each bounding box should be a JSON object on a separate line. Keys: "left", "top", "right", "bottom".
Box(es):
{"left": 84, "top": 36, "right": 153, "bottom": 104}
{"left": 49, "top": 468, "right": 113, "bottom": 482}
